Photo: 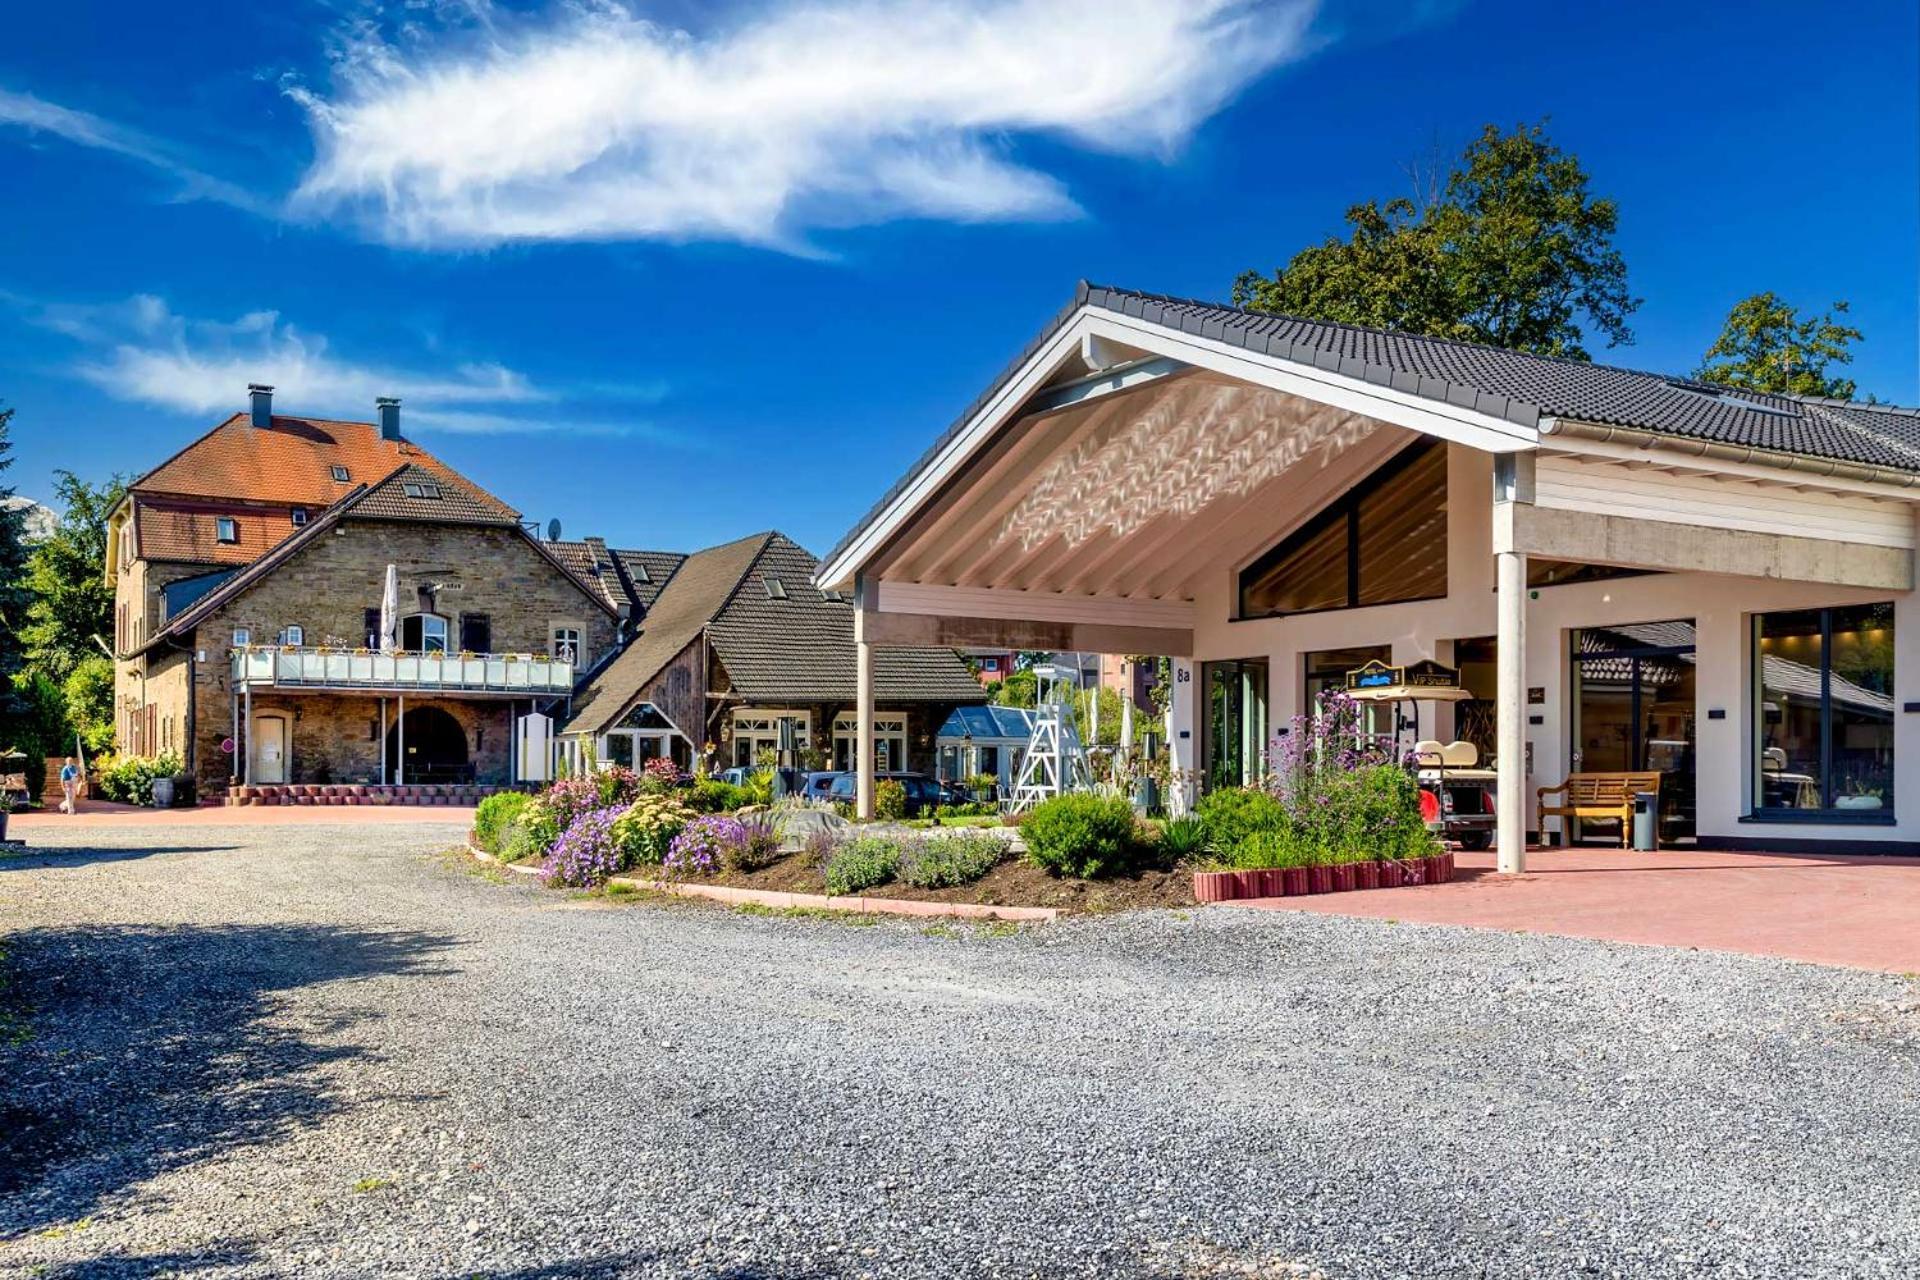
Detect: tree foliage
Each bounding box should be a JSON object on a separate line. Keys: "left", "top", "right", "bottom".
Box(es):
{"left": 0, "top": 406, "right": 32, "bottom": 751}
{"left": 1233, "top": 122, "right": 1639, "bottom": 359}
{"left": 1694, "top": 292, "right": 1862, "bottom": 399}
{"left": 20, "top": 470, "right": 126, "bottom": 679}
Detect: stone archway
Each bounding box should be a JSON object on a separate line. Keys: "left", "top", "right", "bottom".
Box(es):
{"left": 388, "top": 706, "right": 469, "bottom": 783}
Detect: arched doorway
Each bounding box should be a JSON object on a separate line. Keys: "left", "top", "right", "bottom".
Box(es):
{"left": 388, "top": 706, "right": 470, "bottom": 783}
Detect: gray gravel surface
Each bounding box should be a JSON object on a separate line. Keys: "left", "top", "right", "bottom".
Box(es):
{"left": 3, "top": 822, "right": 1920, "bottom": 1279}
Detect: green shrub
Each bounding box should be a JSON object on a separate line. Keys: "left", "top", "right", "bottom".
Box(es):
{"left": 1315, "top": 765, "right": 1439, "bottom": 863}
{"left": 1156, "top": 814, "right": 1210, "bottom": 860}
{"left": 1022, "top": 793, "right": 1138, "bottom": 880}
{"left": 897, "top": 830, "right": 1009, "bottom": 889}
{"left": 966, "top": 772, "right": 1000, "bottom": 799}
{"left": 741, "top": 768, "right": 774, "bottom": 808}
{"left": 688, "top": 779, "right": 749, "bottom": 813}
{"left": 95, "top": 752, "right": 184, "bottom": 806}
{"left": 1193, "top": 787, "right": 1289, "bottom": 859}
{"left": 822, "top": 835, "right": 903, "bottom": 895}
{"left": 1231, "top": 827, "right": 1316, "bottom": 869}
{"left": 874, "top": 778, "right": 907, "bottom": 820}
{"left": 499, "top": 814, "right": 551, "bottom": 864}
{"left": 474, "top": 792, "right": 533, "bottom": 854}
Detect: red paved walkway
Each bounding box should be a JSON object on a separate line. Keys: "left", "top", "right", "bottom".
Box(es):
{"left": 1236, "top": 847, "right": 1920, "bottom": 973}
{"left": 9, "top": 800, "right": 477, "bottom": 831}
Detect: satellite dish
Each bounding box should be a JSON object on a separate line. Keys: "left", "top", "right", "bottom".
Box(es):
{"left": 546, "top": 518, "right": 562, "bottom": 542}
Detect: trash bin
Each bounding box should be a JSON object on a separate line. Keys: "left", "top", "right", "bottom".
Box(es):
{"left": 1631, "top": 791, "right": 1658, "bottom": 851}
{"left": 151, "top": 776, "right": 175, "bottom": 809}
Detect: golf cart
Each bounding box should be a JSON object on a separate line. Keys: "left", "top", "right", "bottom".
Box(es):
{"left": 1344, "top": 659, "right": 1496, "bottom": 852}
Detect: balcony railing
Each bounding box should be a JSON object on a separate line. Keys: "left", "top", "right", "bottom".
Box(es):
{"left": 232, "top": 647, "right": 574, "bottom": 696}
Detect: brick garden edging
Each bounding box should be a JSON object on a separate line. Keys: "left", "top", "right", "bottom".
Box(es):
{"left": 1193, "top": 852, "right": 1456, "bottom": 903}
{"left": 467, "top": 844, "right": 1058, "bottom": 923}
{"left": 231, "top": 783, "right": 516, "bottom": 807}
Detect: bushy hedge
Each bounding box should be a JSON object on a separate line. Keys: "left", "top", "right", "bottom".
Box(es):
{"left": 474, "top": 792, "right": 533, "bottom": 854}
{"left": 1022, "top": 793, "right": 1139, "bottom": 879}
{"left": 875, "top": 778, "right": 907, "bottom": 820}
{"left": 897, "top": 830, "right": 1009, "bottom": 889}
{"left": 1200, "top": 766, "right": 1439, "bottom": 869}
{"left": 822, "top": 834, "right": 903, "bottom": 895}
{"left": 95, "top": 752, "right": 185, "bottom": 806}
{"left": 688, "top": 779, "right": 749, "bottom": 813}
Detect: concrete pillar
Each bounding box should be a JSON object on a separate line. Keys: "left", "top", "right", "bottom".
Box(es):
{"left": 855, "top": 634, "right": 875, "bottom": 819}
{"left": 242, "top": 683, "right": 252, "bottom": 786}
{"left": 1496, "top": 549, "right": 1528, "bottom": 873}
{"left": 378, "top": 697, "right": 387, "bottom": 785}
{"left": 397, "top": 693, "right": 406, "bottom": 786}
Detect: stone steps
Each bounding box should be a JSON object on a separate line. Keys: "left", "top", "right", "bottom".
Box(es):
{"left": 225, "top": 783, "right": 517, "bottom": 807}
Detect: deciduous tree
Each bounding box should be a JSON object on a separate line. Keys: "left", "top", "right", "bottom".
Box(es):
{"left": 1233, "top": 122, "right": 1639, "bottom": 359}
{"left": 1695, "top": 292, "right": 1862, "bottom": 399}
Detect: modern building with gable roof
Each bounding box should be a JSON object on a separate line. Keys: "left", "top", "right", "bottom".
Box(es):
{"left": 819, "top": 283, "right": 1919, "bottom": 858}
{"left": 553, "top": 531, "right": 984, "bottom": 775}
{"left": 109, "top": 387, "right": 619, "bottom": 798}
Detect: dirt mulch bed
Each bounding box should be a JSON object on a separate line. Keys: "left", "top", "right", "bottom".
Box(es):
{"left": 703, "top": 850, "right": 1197, "bottom": 915}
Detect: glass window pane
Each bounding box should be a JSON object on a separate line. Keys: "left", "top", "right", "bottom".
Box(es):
{"left": 1240, "top": 512, "right": 1348, "bottom": 617}
{"left": 1756, "top": 609, "right": 1826, "bottom": 810}
{"left": 1830, "top": 602, "right": 1896, "bottom": 813}
{"left": 1356, "top": 442, "right": 1447, "bottom": 606}
{"left": 605, "top": 734, "right": 634, "bottom": 769}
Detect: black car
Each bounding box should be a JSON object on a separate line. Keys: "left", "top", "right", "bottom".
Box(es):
{"left": 824, "top": 772, "right": 965, "bottom": 817}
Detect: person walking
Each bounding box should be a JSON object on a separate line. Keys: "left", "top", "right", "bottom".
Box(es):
{"left": 58, "top": 756, "right": 80, "bottom": 814}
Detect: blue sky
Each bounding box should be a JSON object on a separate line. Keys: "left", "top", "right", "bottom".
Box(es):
{"left": 1, "top": 0, "right": 1914, "bottom": 556}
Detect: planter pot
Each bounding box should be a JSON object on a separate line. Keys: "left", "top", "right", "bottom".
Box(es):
{"left": 1330, "top": 863, "right": 1357, "bottom": 894}
{"left": 1353, "top": 860, "right": 1380, "bottom": 891}
{"left": 1280, "top": 868, "right": 1309, "bottom": 897}
{"left": 1307, "top": 866, "right": 1334, "bottom": 895}
{"left": 1377, "top": 860, "right": 1404, "bottom": 889}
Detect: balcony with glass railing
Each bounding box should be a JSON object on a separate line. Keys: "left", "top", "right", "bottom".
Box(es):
{"left": 231, "top": 647, "right": 574, "bottom": 697}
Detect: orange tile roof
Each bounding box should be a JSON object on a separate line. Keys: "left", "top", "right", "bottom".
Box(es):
{"left": 133, "top": 413, "right": 519, "bottom": 519}
{"left": 134, "top": 501, "right": 302, "bottom": 566}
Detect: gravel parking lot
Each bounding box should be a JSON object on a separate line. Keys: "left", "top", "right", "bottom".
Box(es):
{"left": 4, "top": 822, "right": 1920, "bottom": 1279}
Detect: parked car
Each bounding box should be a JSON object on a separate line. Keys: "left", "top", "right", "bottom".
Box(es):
{"left": 801, "top": 771, "right": 844, "bottom": 802}
{"left": 824, "top": 771, "right": 966, "bottom": 817}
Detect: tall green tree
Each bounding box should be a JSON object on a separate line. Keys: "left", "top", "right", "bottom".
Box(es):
{"left": 21, "top": 470, "right": 127, "bottom": 680}
{"left": 0, "top": 406, "right": 33, "bottom": 751}
{"left": 1694, "top": 292, "right": 1862, "bottom": 399}
{"left": 1233, "top": 122, "right": 1639, "bottom": 359}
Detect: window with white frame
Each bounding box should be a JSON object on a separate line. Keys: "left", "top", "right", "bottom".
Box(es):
{"left": 280, "top": 624, "right": 304, "bottom": 647}
{"left": 232, "top": 627, "right": 251, "bottom": 648}
{"left": 215, "top": 516, "right": 238, "bottom": 544}
{"left": 832, "top": 712, "right": 907, "bottom": 772}
{"left": 290, "top": 508, "right": 308, "bottom": 527}
{"left": 550, "top": 626, "right": 584, "bottom": 666}
{"left": 730, "top": 710, "right": 810, "bottom": 768}
{"left": 603, "top": 703, "right": 687, "bottom": 770}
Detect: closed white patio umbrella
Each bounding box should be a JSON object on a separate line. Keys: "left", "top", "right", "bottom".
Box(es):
{"left": 379, "top": 564, "right": 399, "bottom": 653}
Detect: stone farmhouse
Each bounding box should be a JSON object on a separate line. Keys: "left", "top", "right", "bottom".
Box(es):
{"left": 108, "top": 387, "right": 981, "bottom": 802}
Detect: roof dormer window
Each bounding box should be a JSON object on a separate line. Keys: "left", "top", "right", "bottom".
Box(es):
{"left": 216, "top": 516, "right": 238, "bottom": 544}
{"left": 330, "top": 464, "right": 350, "bottom": 482}
{"left": 402, "top": 480, "right": 442, "bottom": 500}
{"left": 290, "top": 508, "right": 308, "bottom": 527}
{"left": 764, "top": 575, "right": 787, "bottom": 599}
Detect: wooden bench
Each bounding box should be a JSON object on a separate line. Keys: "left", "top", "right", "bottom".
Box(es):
{"left": 1536, "top": 771, "right": 1662, "bottom": 848}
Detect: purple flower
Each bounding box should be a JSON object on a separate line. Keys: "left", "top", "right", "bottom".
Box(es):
{"left": 545, "top": 805, "right": 627, "bottom": 888}
{"left": 664, "top": 815, "right": 748, "bottom": 878}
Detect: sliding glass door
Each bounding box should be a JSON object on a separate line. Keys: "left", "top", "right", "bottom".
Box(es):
{"left": 1572, "top": 621, "right": 1697, "bottom": 841}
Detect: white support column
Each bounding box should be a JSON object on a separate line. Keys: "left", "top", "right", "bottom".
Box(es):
{"left": 397, "top": 693, "right": 406, "bottom": 786}
{"left": 242, "top": 683, "right": 252, "bottom": 786}
{"left": 1166, "top": 658, "right": 1196, "bottom": 816}
{"left": 1496, "top": 549, "right": 1528, "bottom": 873}
{"left": 855, "top": 633, "right": 876, "bottom": 820}
{"left": 378, "top": 697, "right": 387, "bottom": 785}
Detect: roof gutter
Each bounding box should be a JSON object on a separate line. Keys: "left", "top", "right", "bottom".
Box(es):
{"left": 1540, "top": 418, "right": 1920, "bottom": 491}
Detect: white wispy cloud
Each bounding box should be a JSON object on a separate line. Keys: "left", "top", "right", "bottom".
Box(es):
{"left": 14, "top": 292, "right": 662, "bottom": 437}
{"left": 0, "top": 88, "right": 270, "bottom": 215}
{"left": 291, "top": 0, "right": 1320, "bottom": 249}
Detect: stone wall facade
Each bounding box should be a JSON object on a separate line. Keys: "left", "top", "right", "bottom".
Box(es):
{"left": 115, "top": 516, "right": 614, "bottom": 793}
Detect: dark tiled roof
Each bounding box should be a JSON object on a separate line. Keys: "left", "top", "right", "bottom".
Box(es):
{"left": 822, "top": 282, "right": 1920, "bottom": 574}
{"left": 707, "top": 533, "right": 986, "bottom": 704}
{"left": 547, "top": 540, "right": 689, "bottom": 615}
{"left": 561, "top": 531, "right": 986, "bottom": 736}
{"left": 353, "top": 463, "right": 521, "bottom": 526}
{"left": 561, "top": 533, "right": 770, "bottom": 736}
{"left": 612, "top": 550, "right": 686, "bottom": 611}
